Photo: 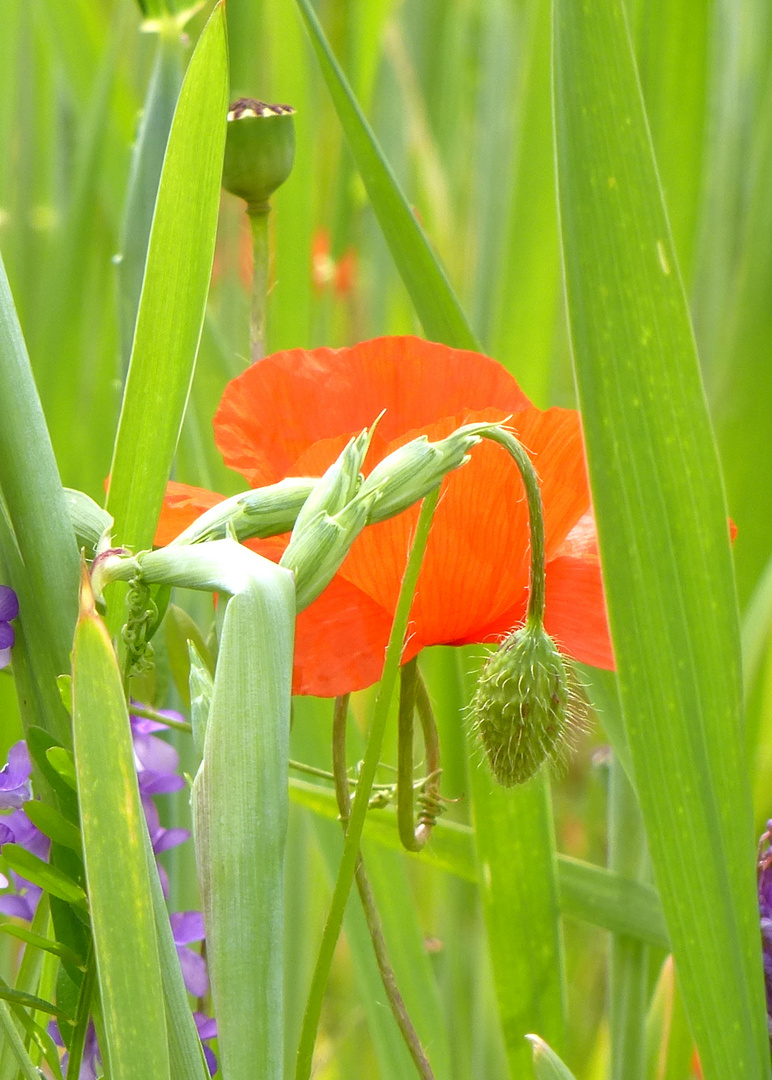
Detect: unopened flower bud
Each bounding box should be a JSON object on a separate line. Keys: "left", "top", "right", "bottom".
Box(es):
{"left": 170, "top": 477, "right": 316, "bottom": 547}
{"left": 291, "top": 429, "right": 368, "bottom": 536}
{"left": 472, "top": 621, "right": 582, "bottom": 786}
{"left": 363, "top": 422, "right": 499, "bottom": 524}
{"left": 281, "top": 494, "right": 377, "bottom": 612}
{"left": 222, "top": 99, "right": 296, "bottom": 210}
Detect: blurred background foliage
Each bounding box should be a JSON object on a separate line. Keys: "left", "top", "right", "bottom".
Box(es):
{"left": 1, "top": 0, "right": 771, "bottom": 1077}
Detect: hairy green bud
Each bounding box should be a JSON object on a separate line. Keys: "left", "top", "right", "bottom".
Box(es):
{"left": 472, "top": 622, "right": 581, "bottom": 786}
{"left": 222, "top": 98, "right": 296, "bottom": 210}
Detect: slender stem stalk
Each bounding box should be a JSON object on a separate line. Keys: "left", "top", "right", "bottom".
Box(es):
{"left": 129, "top": 702, "right": 192, "bottom": 734}
{"left": 248, "top": 204, "right": 270, "bottom": 363}
{"left": 332, "top": 696, "right": 435, "bottom": 1080}
{"left": 398, "top": 657, "right": 444, "bottom": 851}
{"left": 295, "top": 487, "right": 440, "bottom": 1080}
{"left": 481, "top": 428, "right": 546, "bottom": 625}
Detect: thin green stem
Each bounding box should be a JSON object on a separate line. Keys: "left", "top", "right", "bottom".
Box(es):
{"left": 481, "top": 427, "right": 546, "bottom": 625}
{"left": 248, "top": 205, "right": 270, "bottom": 363}
{"left": 295, "top": 487, "right": 440, "bottom": 1080}
{"left": 397, "top": 658, "right": 420, "bottom": 850}
{"left": 129, "top": 702, "right": 193, "bottom": 734}
{"left": 332, "top": 695, "right": 435, "bottom": 1080}
{"left": 66, "top": 943, "right": 96, "bottom": 1080}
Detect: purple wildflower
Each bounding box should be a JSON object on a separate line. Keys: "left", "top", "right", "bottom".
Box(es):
{"left": 194, "top": 1011, "right": 219, "bottom": 1075}
{"left": 758, "top": 822, "right": 772, "bottom": 1039}
{"left": 0, "top": 741, "right": 32, "bottom": 809}
{"left": 0, "top": 808, "right": 49, "bottom": 920}
{"left": 143, "top": 796, "right": 190, "bottom": 898}
{"left": 0, "top": 585, "right": 19, "bottom": 669}
{"left": 130, "top": 709, "right": 186, "bottom": 797}
{"left": 171, "top": 910, "right": 209, "bottom": 997}
{"left": 49, "top": 1019, "right": 101, "bottom": 1080}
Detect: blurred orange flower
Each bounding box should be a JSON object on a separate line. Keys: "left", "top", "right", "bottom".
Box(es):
{"left": 157, "top": 336, "right": 613, "bottom": 696}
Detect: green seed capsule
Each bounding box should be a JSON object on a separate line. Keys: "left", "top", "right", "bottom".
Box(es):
{"left": 472, "top": 621, "right": 574, "bottom": 786}
{"left": 222, "top": 98, "right": 296, "bottom": 210}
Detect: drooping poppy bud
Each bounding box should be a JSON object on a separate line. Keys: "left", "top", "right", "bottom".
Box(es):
{"left": 471, "top": 620, "right": 582, "bottom": 786}
{"left": 222, "top": 99, "right": 296, "bottom": 211}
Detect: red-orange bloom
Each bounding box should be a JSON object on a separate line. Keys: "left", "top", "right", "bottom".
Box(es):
{"left": 157, "top": 336, "right": 614, "bottom": 696}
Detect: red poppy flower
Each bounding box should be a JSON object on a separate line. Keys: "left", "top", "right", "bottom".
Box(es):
{"left": 157, "top": 336, "right": 613, "bottom": 696}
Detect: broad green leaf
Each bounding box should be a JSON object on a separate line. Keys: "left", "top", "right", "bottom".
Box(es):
{"left": 294, "top": 0, "right": 480, "bottom": 350}
{"left": 107, "top": 3, "right": 228, "bottom": 552}
{"left": 553, "top": 3, "right": 769, "bottom": 1078}
{"left": 71, "top": 570, "right": 169, "bottom": 1080}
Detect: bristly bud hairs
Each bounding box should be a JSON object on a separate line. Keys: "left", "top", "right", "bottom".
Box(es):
{"left": 471, "top": 620, "right": 585, "bottom": 786}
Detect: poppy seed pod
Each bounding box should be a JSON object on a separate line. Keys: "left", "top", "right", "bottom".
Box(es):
{"left": 472, "top": 620, "right": 580, "bottom": 786}
{"left": 222, "top": 98, "right": 296, "bottom": 210}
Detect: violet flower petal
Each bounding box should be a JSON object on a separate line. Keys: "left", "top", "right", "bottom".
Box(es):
{"left": 194, "top": 1012, "right": 218, "bottom": 1041}
{"left": 152, "top": 826, "right": 190, "bottom": 854}
{"left": 178, "top": 945, "right": 209, "bottom": 997}
{"left": 0, "top": 623, "right": 14, "bottom": 650}
{"left": 0, "top": 647, "right": 11, "bottom": 670}
{"left": 171, "top": 910, "right": 205, "bottom": 945}
{"left": 133, "top": 731, "right": 180, "bottom": 775}
{"left": 0, "top": 586, "right": 18, "bottom": 622}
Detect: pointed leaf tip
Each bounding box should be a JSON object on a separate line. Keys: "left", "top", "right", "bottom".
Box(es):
{"left": 78, "top": 557, "right": 96, "bottom": 619}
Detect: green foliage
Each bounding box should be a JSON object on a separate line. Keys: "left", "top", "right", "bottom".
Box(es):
{"left": 2, "top": 0, "right": 772, "bottom": 1078}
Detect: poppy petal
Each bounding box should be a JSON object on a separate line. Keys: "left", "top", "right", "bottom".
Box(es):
{"left": 155, "top": 483, "right": 225, "bottom": 547}
{"left": 335, "top": 406, "right": 590, "bottom": 652}
{"left": 214, "top": 336, "right": 532, "bottom": 487}
{"left": 292, "top": 576, "right": 394, "bottom": 697}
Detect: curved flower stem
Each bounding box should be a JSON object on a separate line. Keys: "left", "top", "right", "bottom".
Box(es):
{"left": 481, "top": 427, "right": 546, "bottom": 626}
{"left": 295, "top": 488, "right": 440, "bottom": 1080}
{"left": 397, "top": 659, "right": 442, "bottom": 851}
{"left": 332, "top": 694, "right": 436, "bottom": 1080}
{"left": 248, "top": 204, "right": 270, "bottom": 363}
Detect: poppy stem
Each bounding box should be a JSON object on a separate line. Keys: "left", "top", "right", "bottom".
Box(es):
{"left": 481, "top": 427, "right": 547, "bottom": 626}
{"left": 295, "top": 487, "right": 440, "bottom": 1080}
{"left": 332, "top": 693, "right": 436, "bottom": 1080}
{"left": 248, "top": 204, "right": 270, "bottom": 363}
{"left": 397, "top": 658, "right": 442, "bottom": 851}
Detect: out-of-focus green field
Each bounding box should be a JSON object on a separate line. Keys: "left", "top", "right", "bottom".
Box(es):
{"left": 2, "top": 2, "right": 772, "bottom": 1078}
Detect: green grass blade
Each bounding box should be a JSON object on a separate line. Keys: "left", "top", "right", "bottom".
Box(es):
{"left": 527, "top": 1035, "right": 578, "bottom": 1080}
{"left": 117, "top": 27, "right": 185, "bottom": 366}
{"left": 289, "top": 777, "right": 669, "bottom": 948}
{"left": 294, "top": 0, "right": 480, "bottom": 350}
{"left": 468, "top": 767, "right": 565, "bottom": 1079}
{"left": 107, "top": 3, "right": 228, "bottom": 551}
{"left": 0, "top": 253, "right": 79, "bottom": 745}
{"left": 0, "top": 1000, "right": 40, "bottom": 1080}
{"left": 608, "top": 757, "right": 649, "bottom": 1080}
{"left": 553, "top": 3, "right": 769, "bottom": 1077}
{"left": 71, "top": 570, "right": 169, "bottom": 1080}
